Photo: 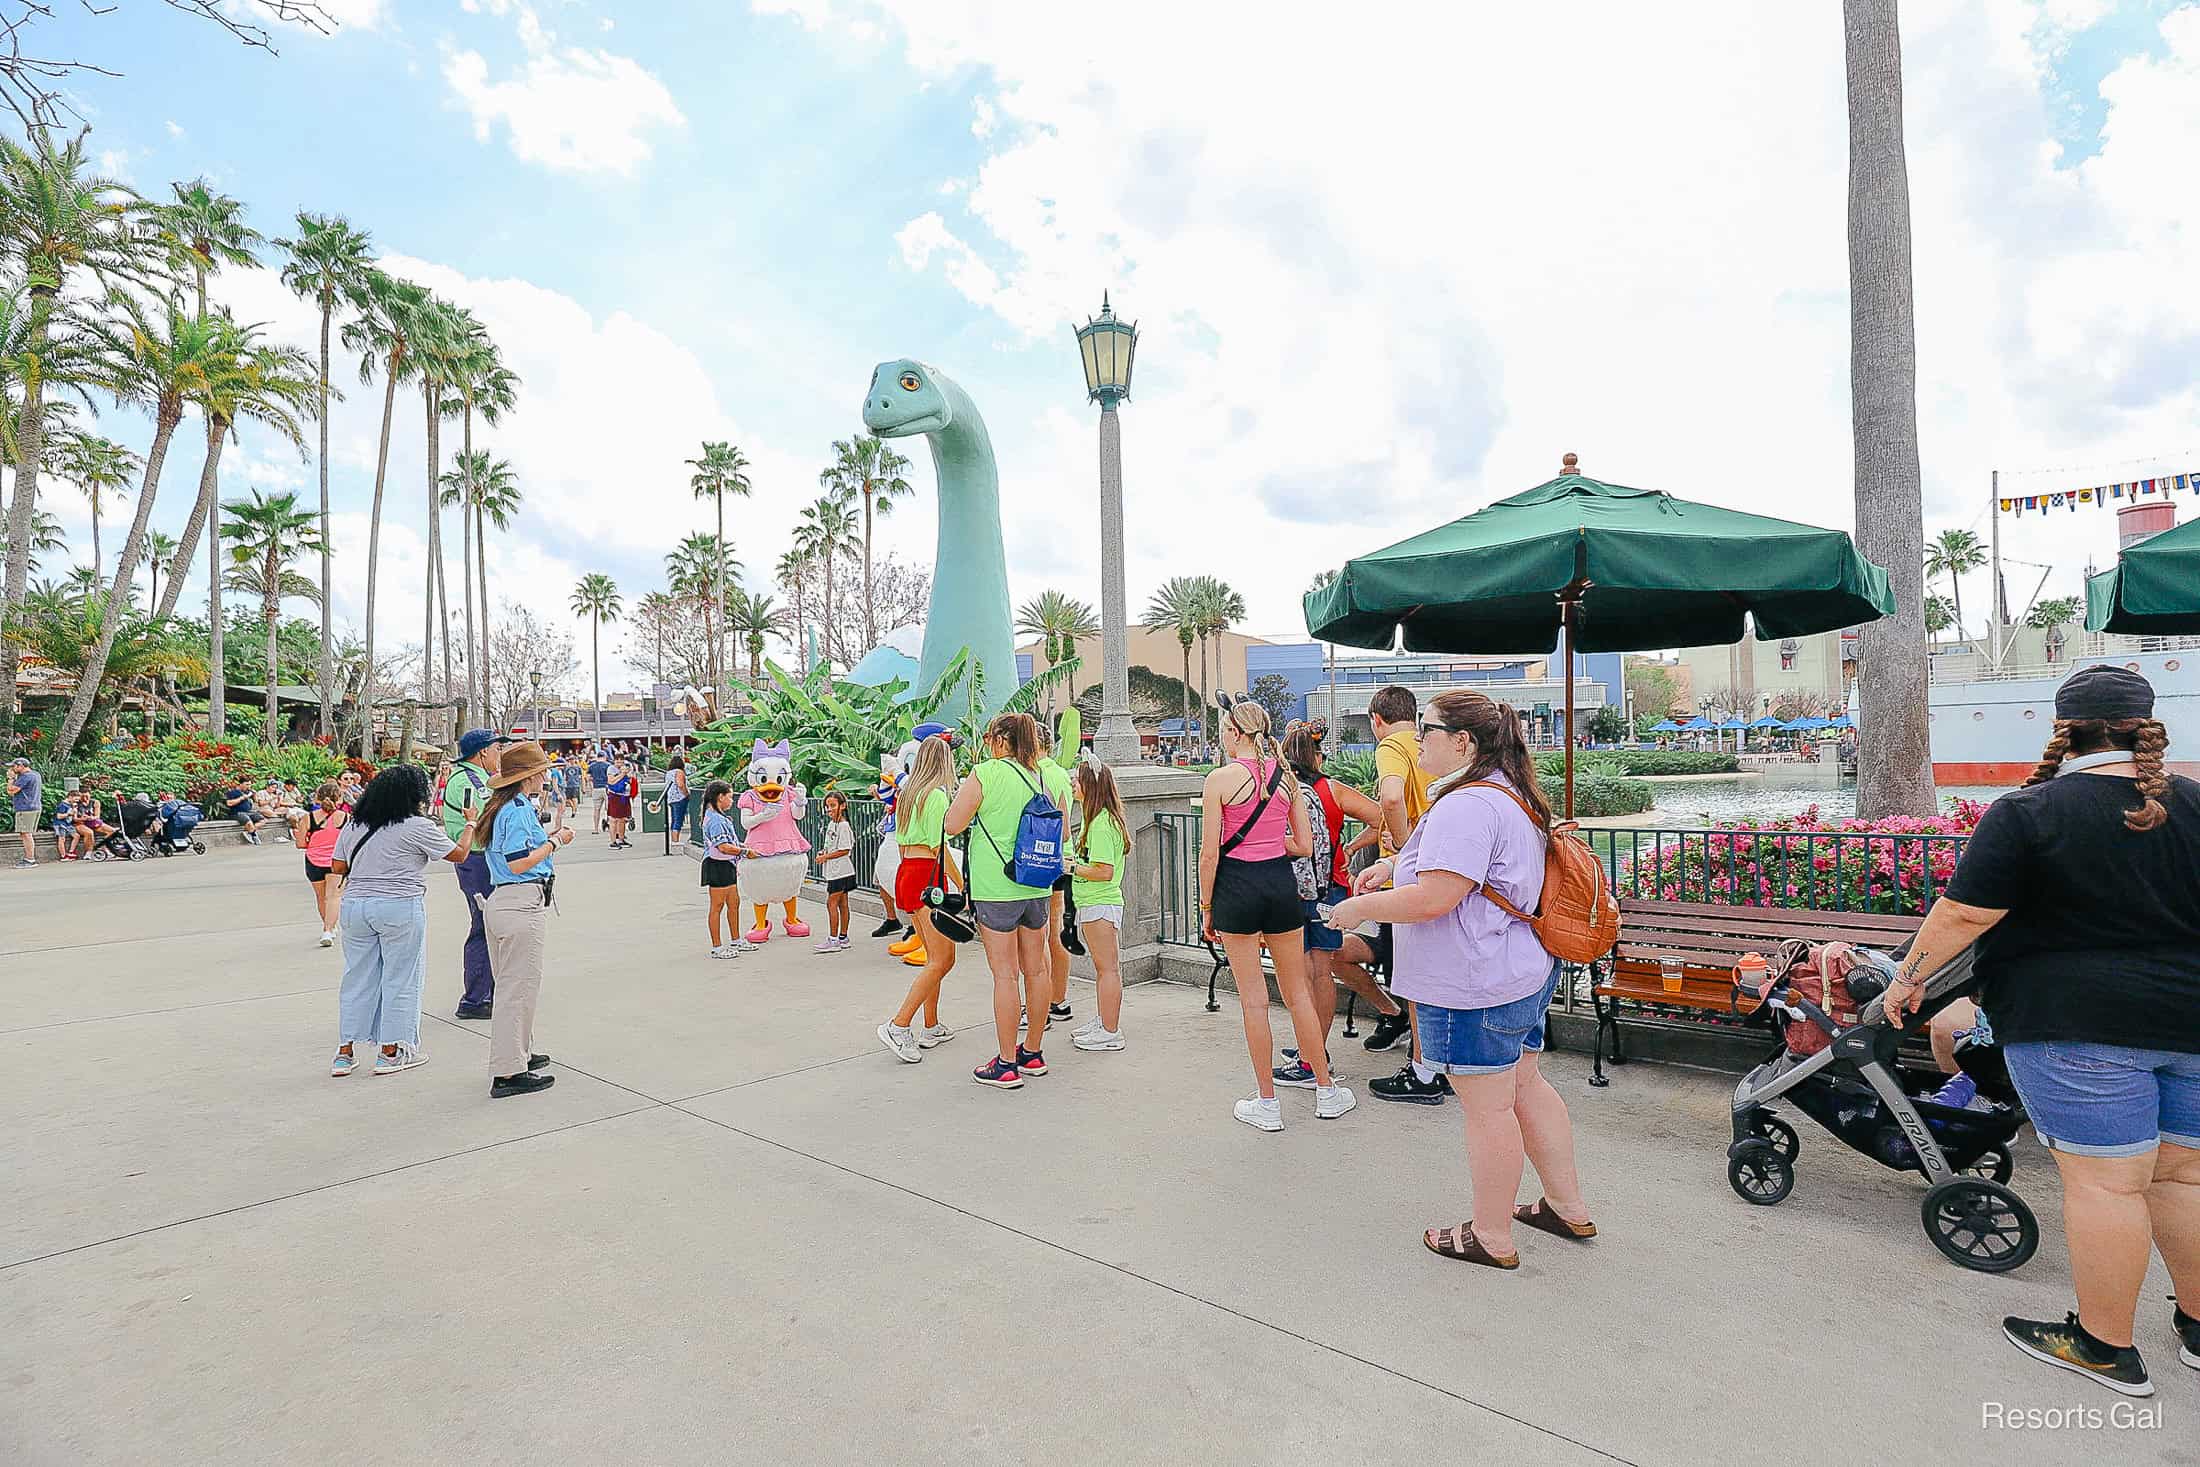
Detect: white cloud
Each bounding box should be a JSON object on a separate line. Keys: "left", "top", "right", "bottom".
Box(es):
{"left": 443, "top": 4, "right": 685, "bottom": 174}
{"left": 763, "top": 0, "right": 2200, "bottom": 641}
{"left": 163, "top": 120, "right": 184, "bottom": 139}
{"left": 96, "top": 148, "right": 131, "bottom": 181}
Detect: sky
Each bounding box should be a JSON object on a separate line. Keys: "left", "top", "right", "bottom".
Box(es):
{"left": 35, "top": 0, "right": 2200, "bottom": 694}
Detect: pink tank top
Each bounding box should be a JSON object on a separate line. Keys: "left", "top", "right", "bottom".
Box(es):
{"left": 1219, "top": 757, "right": 1289, "bottom": 862}
{"left": 305, "top": 808, "right": 343, "bottom": 866}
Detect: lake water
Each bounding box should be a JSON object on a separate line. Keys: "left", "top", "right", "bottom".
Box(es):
{"left": 1632, "top": 769, "right": 2005, "bottom": 827}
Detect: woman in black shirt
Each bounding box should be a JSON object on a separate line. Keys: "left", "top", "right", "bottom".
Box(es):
{"left": 1888, "top": 666, "right": 2199, "bottom": 1397}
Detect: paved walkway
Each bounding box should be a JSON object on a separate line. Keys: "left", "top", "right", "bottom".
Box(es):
{"left": 1, "top": 842, "right": 2179, "bottom": 1464}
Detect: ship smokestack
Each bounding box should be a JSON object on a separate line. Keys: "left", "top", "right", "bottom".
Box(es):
{"left": 2118, "top": 501, "right": 2177, "bottom": 551}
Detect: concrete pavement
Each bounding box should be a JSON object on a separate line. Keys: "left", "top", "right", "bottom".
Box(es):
{"left": 1, "top": 839, "right": 2183, "bottom": 1465}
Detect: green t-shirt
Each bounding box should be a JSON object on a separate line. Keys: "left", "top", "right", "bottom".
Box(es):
{"left": 896, "top": 787, "right": 948, "bottom": 848}
{"left": 967, "top": 758, "right": 1055, "bottom": 903}
{"left": 1071, "top": 809, "right": 1126, "bottom": 908}
{"left": 440, "top": 760, "right": 490, "bottom": 842}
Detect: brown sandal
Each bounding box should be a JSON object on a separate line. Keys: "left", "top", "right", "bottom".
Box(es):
{"left": 1513, "top": 1198, "right": 1597, "bottom": 1240}
{"left": 1422, "top": 1222, "right": 1519, "bottom": 1269}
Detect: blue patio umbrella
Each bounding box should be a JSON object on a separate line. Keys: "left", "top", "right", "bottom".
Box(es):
{"left": 1678, "top": 716, "right": 1714, "bottom": 731}
{"left": 1776, "top": 716, "right": 1815, "bottom": 731}
{"left": 1824, "top": 715, "right": 1853, "bottom": 730}
{"left": 1649, "top": 719, "right": 1683, "bottom": 733}
{"left": 1717, "top": 718, "right": 1749, "bottom": 731}
{"left": 1748, "top": 715, "right": 1784, "bottom": 729}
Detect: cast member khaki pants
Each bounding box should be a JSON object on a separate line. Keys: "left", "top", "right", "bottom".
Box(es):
{"left": 483, "top": 883, "right": 548, "bottom": 1076}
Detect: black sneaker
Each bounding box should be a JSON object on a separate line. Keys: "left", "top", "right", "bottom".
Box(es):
{"left": 491, "top": 1071, "right": 556, "bottom": 1098}
{"left": 1048, "top": 1002, "right": 1073, "bottom": 1023}
{"left": 1368, "top": 1064, "right": 1451, "bottom": 1105}
{"left": 2002, "top": 1314, "right": 2153, "bottom": 1397}
{"left": 871, "top": 916, "right": 903, "bottom": 938}
{"left": 2174, "top": 1302, "right": 2199, "bottom": 1370}
{"left": 1362, "top": 1011, "right": 1410, "bottom": 1052}
{"left": 528, "top": 1053, "right": 551, "bottom": 1070}
{"left": 455, "top": 1003, "right": 492, "bottom": 1021}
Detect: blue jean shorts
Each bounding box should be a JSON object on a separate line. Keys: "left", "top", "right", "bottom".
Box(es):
{"left": 1302, "top": 884, "right": 1344, "bottom": 953}
{"left": 2002, "top": 1041, "right": 2200, "bottom": 1158}
{"left": 1414, "top": 961, "right": 1564, "bottom": 1076}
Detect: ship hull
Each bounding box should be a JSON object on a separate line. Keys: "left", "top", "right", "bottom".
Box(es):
{"left": 1928, "top": 648, "right": 2200, "bottom": 785}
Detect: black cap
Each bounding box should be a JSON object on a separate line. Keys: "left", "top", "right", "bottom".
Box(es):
{"left": 2055, "top": 664, "right": 2155, "bottom": 722}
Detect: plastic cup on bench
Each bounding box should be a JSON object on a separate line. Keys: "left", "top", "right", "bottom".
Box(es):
{"left": 1661, "top": 957, "right": 1684, "bottom": 994}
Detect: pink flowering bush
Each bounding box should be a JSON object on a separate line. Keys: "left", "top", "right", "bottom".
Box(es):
{"left": 1611, "top": 798, "right": 1985, "bottom": 914}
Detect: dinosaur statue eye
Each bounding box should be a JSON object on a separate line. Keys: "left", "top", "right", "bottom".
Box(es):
{"left": 898, "top": 371, "right": 921, "bottom": 392}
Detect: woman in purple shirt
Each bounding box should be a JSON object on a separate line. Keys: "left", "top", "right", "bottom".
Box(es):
{"left": 1330, "top": 689, "right": 1595, "bottom": 1269}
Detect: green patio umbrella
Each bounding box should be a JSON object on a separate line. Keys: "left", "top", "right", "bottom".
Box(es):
{"left": 1304, "top": 455, "right": 1895, "bottom": 815}
{"left": 2085, "top": 515, "right": 2200, "bottom": 634}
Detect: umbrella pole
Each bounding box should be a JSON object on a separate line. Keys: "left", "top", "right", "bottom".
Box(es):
{"left": 1562, "top": 592, "right": 1577, "bottom": 820}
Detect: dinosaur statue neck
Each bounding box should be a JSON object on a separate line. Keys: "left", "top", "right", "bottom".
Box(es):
{"left": 918, "top": 371, "right": 1019, "bottom": 714}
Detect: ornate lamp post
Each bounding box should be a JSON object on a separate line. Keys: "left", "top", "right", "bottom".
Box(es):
{"left": 529, "top": 669, "right": 543, "bottom": 745}
{"left": 1075, "top": 292, "right": 1141, "bottom": 766}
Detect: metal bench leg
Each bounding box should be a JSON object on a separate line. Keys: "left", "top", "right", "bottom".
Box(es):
{"left": 1342, "top": 987, "right": 1358, "bottom": 1038}
{"left": 1590, "top": 968, "right": 1613, "bottom": 1087}
{"left": 1205, "top": 943, "right": 1224, "bottom": 1013}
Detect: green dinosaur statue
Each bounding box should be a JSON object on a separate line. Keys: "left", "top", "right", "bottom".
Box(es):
{"left": 862, "top": 359, "right": 1020, "bottom": 715}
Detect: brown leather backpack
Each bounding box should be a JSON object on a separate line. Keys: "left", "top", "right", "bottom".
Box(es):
{"left": 1459, "top": 781, "right": 1620, "bottom": 964}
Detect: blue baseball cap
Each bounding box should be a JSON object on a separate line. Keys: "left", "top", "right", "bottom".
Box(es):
{"left": 457, "top": 729, "right": 512, "bottom": 760}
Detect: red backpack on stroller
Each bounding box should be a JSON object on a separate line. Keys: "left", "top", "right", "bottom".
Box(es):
{"left": 1736, "top": 939, "right": 1881, "bottom": 1056}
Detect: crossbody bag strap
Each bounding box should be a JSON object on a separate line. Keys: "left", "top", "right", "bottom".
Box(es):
{"left": 1457, "top": 780, "right": 1545, "bottom": 922}
{"left": 973, "top": 762, "right": 1042, "bottom": 877}
{"left": 1216, "top": 761, "right": 1285, "bottom": 860}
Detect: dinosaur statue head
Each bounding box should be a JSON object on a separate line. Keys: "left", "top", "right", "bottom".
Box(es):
{"left": 863, "top": 359, "right": 952, "bottom": 439}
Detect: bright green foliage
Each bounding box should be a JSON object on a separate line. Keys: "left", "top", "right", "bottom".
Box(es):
{"left": 1536, "top": 750, "right": 1738, "bottom": 778}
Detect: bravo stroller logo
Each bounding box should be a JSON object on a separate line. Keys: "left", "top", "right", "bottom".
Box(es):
{"left": 1982, "top": 1400, "right": 2163, "bottom": 1431}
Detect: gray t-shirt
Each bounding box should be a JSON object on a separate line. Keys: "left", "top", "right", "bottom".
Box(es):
{"left": 10, "top": 767, "right": 41, "bottom": 813}
{"left": 333, "top": 815, "right": 457, "bottom": 901}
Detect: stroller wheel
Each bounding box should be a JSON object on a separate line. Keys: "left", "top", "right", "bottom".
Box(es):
{"left": 191, "top": 841, "right": 206, "bottom": 855}
{"left": 128, "top": 845, "right": 148, "bottom": 862}
{"left": 1962, "top": 1144, "right": 2015, "bottom": 1185}
{"left": 1748, "top": 1113, "right": 1801, "bottom": 1163}
{"left": 1921, "top": 1178, "right": 2038, "bottom": 1273}
{"left": 1728, "top": 1139, "right": 1794, "bottom": 1205}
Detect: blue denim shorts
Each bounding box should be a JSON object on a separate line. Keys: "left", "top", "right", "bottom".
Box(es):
{"left": 1414, "top": 961, "right": 1564, "bottom": 1076}
{"left": 2002, "top": 1041, "right": 2200, "bottom": 1157}
{"left": 1302, "top": 887, "right": 1344, "bottom": 952}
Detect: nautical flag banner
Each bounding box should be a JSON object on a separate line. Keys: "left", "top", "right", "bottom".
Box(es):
{"left": 2078, "top": 488, "right": 2095, "bottom": 503}
{"left": 2000, "top": 499, "right": 2013, "bottom": 512}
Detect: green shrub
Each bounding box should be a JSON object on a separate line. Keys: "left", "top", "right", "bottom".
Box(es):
{"left": 1567, "top": 774, "right": 1654, "bottom": 817}
{"left": 50, "top": 735, "right": 346, "bottom": 816}
{"left": 1535, "top": 750, "right": 1738, "bottom": 779}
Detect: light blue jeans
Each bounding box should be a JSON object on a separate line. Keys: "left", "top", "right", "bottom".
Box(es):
{"left": 339, "top": 894, "right": 427, "bottom": 1048}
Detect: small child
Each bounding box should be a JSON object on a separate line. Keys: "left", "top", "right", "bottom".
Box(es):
{"left": 699, "top": 780, "right": 747, "bottom": 959}
{"left": 815, "top": 792, "right": 856, "bottom": 952}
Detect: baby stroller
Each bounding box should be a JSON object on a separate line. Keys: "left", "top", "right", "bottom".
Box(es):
{"left": 1726, "top": 938, "right": 2040, "bottom": 1273}
{"left": 155, "top": 802, "right": 207, "bottom": 857}
{"left": 117, "top": 796, "right": 161, "bottom": 859}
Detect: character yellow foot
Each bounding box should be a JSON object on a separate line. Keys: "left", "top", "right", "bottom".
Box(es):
{"left": 888, "top": 930, "right": 922, "bottom": 956}
{"left": 783, "top": 899, "right": 810, "bottom": 940}
{"left": 900, "top": 944, "right": 929, "bottom": 967}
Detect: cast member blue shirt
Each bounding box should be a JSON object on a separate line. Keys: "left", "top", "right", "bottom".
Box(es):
{"left": 486, "top": 797, "right": 553, "bottom": 886}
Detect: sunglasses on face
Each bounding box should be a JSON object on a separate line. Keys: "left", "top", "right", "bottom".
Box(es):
{"left": 1419, "top": 720, "right": 1468, "bottom": 737}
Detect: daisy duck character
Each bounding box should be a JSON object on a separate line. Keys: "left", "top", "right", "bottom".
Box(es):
{"left": 737, "top": 739, "right": 811, "bottom": 942}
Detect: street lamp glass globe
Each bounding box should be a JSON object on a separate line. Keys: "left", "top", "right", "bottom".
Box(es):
{"left": 1074, "top": 292, "right": 1137, "bottom": 403}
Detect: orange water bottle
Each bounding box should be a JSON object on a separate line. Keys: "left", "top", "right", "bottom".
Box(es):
{"left": 1734, "top": 951, "right": 1769, "bottom": 999}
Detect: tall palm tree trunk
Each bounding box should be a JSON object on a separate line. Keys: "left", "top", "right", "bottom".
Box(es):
{"left": 360, "top": 366, "right": 399, "bottom": 756}
{"left": 315, "top": 299, "right": 335, "bottom": 739}
{"left": 264, "top": 579, "right": 279, "bottom": 737}
{"left": 711, "top": 490, "right": 724, "bottom": 704}
{"left": 862, "top": 488, "right": 876, "bottom": 650}
{"left": 1179, "top": 636, "right": 1193, "bottom": 751}
{"left": 422, "top": 385, "right": 440, "bottom": 723}
{"left": 89, "top": 498, "right": 100, "bottom": 581}
{"left": 821, "top": 557, "right": 835, "bottom": 671}
{"left": 475, "top": 500, "right": 491, "bottom": 722}
{"left": 0, "top": 282, "right": 58, "bottom": 734}
{"left": 458, "top": 405, "right": 479, "bottom": 721}
{"left": 55, "top": 407, "right": 183, "bottom": 753}
{"left": 155, "top": 418, "right": 224, "bottom": 621}
{"left": 1197, "top": 632, "right": 1211, "bottom": 756}
{"left": 1844, "top": 0, "right": 1933, "bottom": 818}
{"left": 207, "top": 425, "right": 227, "bottom": 739}
{"left": 590, "top": 619, "right": 602, "bottom": 743}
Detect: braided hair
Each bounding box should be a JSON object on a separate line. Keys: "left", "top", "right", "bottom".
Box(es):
{"left": 2022, "top": 716, "right": 2171, "bottom": 832}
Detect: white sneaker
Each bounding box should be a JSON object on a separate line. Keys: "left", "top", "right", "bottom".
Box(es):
{"left": 731, "top": 939, "right": 761, "bottom": 955}
{"left": 372, "top": 1044, "right": 427, "bottom": 1076}
{"left": 319, "top": 930, "right": 335, "bottom": 948}
{"left": 1073, "top": 1027, "right": 1124, "bottom": 1051}
{"left": 1314, "top": 1083, "right": 1357, "bottom": 1119}
{"left": 1071, "top": 1017, "right": 1103, "bottom": 1038}
{"left": 709, "top": 944, "right": 739, "bottom": 960}
{"left": 813, "top": 938, "right": 839, "bottom": 953}
{"left": 916, "top": 1023, "right": 955, "bottom": 1049}
{"left": 876, "top": 1022, "right": 922, "bottom": 1064}
{"left": 1234, "top": 1096, "right": 1283, "bottom": 1132}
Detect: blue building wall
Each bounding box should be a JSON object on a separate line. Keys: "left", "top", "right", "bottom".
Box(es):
{"left": 1565, "top": 651, "right": 1624, "bottom": 709}
{"left": 1245, "top": 642, "right": 1326, "bottom": 722}
{"left": 1016, "top": 652, "right": 1033, "bottom": 683}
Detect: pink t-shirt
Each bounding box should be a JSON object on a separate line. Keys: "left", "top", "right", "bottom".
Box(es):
{"left": 1391, "top": 771, "right": 1552, "bottom": 1010}
{"left": 1218, "top": 757, "right": 1290, "bottom": 863}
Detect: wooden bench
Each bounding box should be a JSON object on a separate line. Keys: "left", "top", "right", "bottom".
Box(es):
{"left": 1589, "top": 899, "right": 1924, "bottom": 1086}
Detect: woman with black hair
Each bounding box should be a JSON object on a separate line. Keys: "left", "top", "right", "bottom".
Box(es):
{"left": 327, "top": 764, "right": 468, "bottom": 1079}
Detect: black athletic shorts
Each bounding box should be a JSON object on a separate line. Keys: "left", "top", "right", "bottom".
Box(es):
{"left": 700, "top": 857, "right": 738, "bottom": 890}
{"left": 305, "top": 857, "right": 331, "bottom": 884}
{"left": 1209, "top": 855, "right": 1302, "bottom": 936}
{"left": 826, "top": 873, "right": 858, "bottom": 895}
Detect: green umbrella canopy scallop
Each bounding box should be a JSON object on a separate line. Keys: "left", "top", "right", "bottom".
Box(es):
{"left": 2085, "top": 515, "right": 2200, "bottom": 635}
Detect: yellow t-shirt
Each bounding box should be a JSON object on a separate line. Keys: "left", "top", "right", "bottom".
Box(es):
{"left": 1374, "top": 728, "right": 1430, "bottom": 857}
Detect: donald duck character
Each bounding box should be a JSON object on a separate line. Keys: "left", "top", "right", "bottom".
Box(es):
{"left": 737, "top": 739, "right": 812, "bottom": 942}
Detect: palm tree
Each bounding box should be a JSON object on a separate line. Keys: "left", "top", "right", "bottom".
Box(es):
{"left": 1924, "top": 593, "right": 1953, "bottom": 641}
{"left": 341, "top": 269, "right": 432, "bottom": 748}
{"left": 154, "top": 177, "right": 262, "bottom": 315}
{"left": 405, "top": 298, "right": 470, "bottom": 715}
{"left": 62, "top": 564, "right": 104, "bottom": 607}
{"left": 154, "top": 321, "right": 316, "bottom": 737}
{"left": 1845, "top": 0, "right": 1933, "bottom": 817}
{"left": 1015, "top": 589, "right": 1099, "bottom": 716}
{"left": 146, "top": 530, "right": 178, "bottom": 611}
{"left": 1143, "top": 576, "right": 1203, "bottom": 751}
{"left": 1923, "top": 527, "right": 1985, "bottom": 643}
{"left": 441, "top": 447, "right": 519, "bottom": 719}
{"left": 223, "top": 488, "right": 324, "bottom": 735}
{"left": 794, "top": 493, "right": 858, "bottom": 668}
{"left": 570, "top": 573, "right": 622, "bottom": 742}
{"left": 0, "top": 129, "right": 151, "bottom": 735}
{"left": 0, "top": 505, "right": 64, "bottom": 576}
{"left": 726, "top": 586, "right": 784, "bottom": 681}
{"left": 469, "top": 451, "right": 522, "bottom": 703}
{"left": 686, "top": 440, "right": 751, "bottom": 702}
{"left": 275, "top": 210, "right": 373, "bottom": 735}
{"left": 3, "top": 595, "right": 202, "bottom": 752}
{"left": 819, "top": 433, "right": 913, "bottom": 648}
{"left": 56, "top": 433, "right": 136, "bottom": 579}
{"left": 774, "top": 548, "right": 810, "bottom": 670}
{"left": 52, "top": 296, "right": 231, "bottom": 754}
{"left": 1189, "top": 575, "right": 1245, "bottom": 752}
{"left": 439, "top": 314, "right": 518, "bottom": 718}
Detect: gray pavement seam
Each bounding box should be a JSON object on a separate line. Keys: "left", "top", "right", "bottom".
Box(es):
{"left": 662, "top": 1102, "right": 1641, "bottom": 1467}
{"left": 0, "top": 984, "right": 337, "bottom": 1034}
{"left": 0, "top": 919, "right": 306, "bottom": 959}
{"left": 0, "top": 1101, "right": 665, "bottom": 1273}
